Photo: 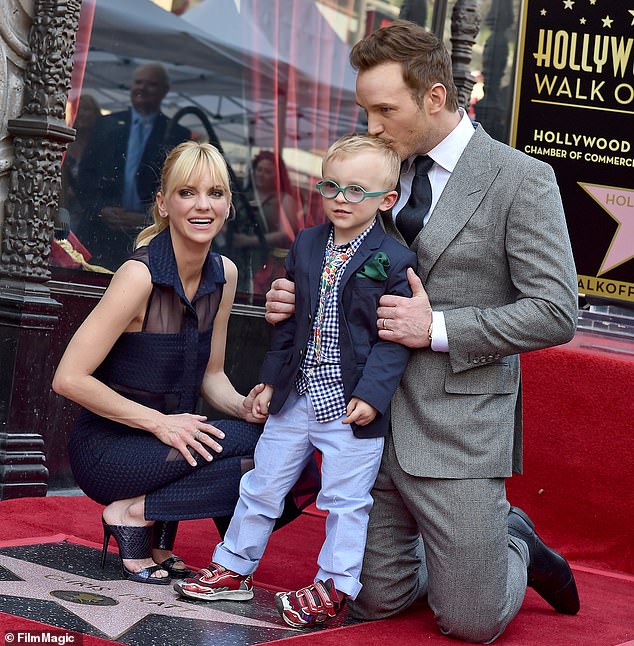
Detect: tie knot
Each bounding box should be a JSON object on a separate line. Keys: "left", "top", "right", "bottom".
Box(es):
{"left": 414, "top": 155, "right": 434, "bottom": 176}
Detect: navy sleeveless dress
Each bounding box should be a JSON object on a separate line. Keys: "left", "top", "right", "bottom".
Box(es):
{"left": 68, "top": 228, "right": 315, "bottom": 521}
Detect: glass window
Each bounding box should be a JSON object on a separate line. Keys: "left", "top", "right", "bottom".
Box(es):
{"left": 464, "top": 0, "right": 521, "bottom": 143}
{"left": 53, "top": 0, "right": 360, "bottom": 305}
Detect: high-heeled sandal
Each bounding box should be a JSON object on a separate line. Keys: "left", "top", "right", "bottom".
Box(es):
{"left": 152, "top": 520, "right": 191, "bottom": 578}
{"left": 101, "top": 519, "right": 170, "bottom": 585}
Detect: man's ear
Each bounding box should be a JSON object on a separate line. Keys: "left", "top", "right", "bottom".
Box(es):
{"left": 378, "top": 190, "right": 399, "bottom": 212}
{"left": 427, "top": 83, "right": 447, "bottom": 114}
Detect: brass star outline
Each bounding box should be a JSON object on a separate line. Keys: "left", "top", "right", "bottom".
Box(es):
{"left": 0, "top": 554, "right": 289, "bottom": 640}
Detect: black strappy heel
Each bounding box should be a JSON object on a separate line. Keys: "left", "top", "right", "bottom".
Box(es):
{"left": 152, "top": 520, "right": 191, "bottom": 578}
{"left": 101, "top": 518, "right": 170, "bottom": 585}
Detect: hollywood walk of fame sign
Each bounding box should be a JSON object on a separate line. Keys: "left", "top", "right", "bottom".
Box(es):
{"left": 0, "top": 541, "right": 328, "bottom": 645}
{"left": 511, "top": 0, "right": 634, "bottom": 304}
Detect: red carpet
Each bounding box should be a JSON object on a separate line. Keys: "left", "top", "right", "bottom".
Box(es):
{"left": 2, "top": 336, "right": 633, "bottom": 643}
{"left": 509, "top": 337, "right": 634, "bottom": 576}
{"left": 1, "top": 497, "right": 633, "bottom": 645}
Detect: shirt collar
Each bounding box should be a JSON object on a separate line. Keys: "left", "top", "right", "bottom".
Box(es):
{"left": 130, "top": 107, "right": 158, "bottom": 128}
{"left": 327, "top": 218, "right": 377, "bottom": 255}
{"left": 147, "top": 228, "right": 225, "bottom": 303}
{"left": 403, "top": 108, "right": 476, "bottom": 174}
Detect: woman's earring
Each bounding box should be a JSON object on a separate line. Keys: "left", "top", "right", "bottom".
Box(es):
{"left": 159, "top": 211, "right": 168, "bottom": 219}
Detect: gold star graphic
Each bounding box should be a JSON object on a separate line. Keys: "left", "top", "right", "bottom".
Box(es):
{"left": 629, "top": 10, "right": 634, "bottom": 25}
{"left": 563, "top": 0, "right": 575, "bottom": 9}
{"left": 602, "top": 15, "right": 613, "bottom": 28}
{"left": 541, "top": 8, "right": 547, "bottom": 16}
{"left": 580, "top": 17, "right": 587, "bottom": 24}
{"left": 589, "top": 0, "right": 596, "bottom": 5}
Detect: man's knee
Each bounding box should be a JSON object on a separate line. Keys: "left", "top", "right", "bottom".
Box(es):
{"left": 435, "top": 601, "right": 506, "bottom": 644}
{"left": 348, "top": 560, "right": 427, "bottom": 622}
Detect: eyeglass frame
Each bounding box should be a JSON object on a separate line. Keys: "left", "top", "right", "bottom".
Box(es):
{"left": 316, "top": 180, "right": 392, "bottom": 204}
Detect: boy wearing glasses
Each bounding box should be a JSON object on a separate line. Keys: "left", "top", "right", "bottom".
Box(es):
{"left": 176, "top": 134, "right": 417, "bottom": 627}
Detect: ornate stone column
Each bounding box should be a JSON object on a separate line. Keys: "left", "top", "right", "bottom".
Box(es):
{"left": 450, "top": 0, "right": 481, "bottom": 110}
{"left": 0, "top": 0, "right": 82, "bottom": 499}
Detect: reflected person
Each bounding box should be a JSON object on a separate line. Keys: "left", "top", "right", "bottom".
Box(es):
{"left": 76, "top": 63, "right": 190, "bottom": 270}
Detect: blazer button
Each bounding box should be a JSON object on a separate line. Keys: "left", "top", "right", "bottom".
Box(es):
{"left": 487, "top": 354, "right": 494, "bottom": 362}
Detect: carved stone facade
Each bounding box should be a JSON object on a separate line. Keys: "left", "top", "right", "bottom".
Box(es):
{"left": 0, "top": 0, "right": 81, "bottom": 499}
{"left": 451, "top": 0, "right": 482, "bottom": 110}
{"left": 2, "top": 0, "right": 79, "bottom": 279}
{"left": 0, "top": 1, "right": 33, "bottom": 230}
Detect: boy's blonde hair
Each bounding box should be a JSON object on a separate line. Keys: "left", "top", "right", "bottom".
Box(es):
{"left": 136, "top": 141, "right": 232, "bottom": 247}
{"left": 322, "top": 133, "right": 401, "bottom": 190}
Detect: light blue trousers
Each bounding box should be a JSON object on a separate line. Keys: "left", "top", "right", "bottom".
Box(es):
{"left": 213, "top": 390, "right": 384, "bottom": 598}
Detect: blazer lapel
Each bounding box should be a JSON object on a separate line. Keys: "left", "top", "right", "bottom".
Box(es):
{"left": 416, "top": 125, "right": 499, "bottom": 283}
{"left": 307, "top": 225, "right": 331, "bottom": 315}
{"left": 339, "top": 220, "right": 384, "bottom": 292}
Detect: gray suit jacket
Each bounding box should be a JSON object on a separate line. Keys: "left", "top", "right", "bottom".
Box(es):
{"left": 385, "top": 125, "right": 577, "bottom": 479}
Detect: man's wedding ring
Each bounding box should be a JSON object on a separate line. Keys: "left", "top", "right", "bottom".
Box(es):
{"left": 194, "top": 430, "right": 201, "bottom": 441}
{"left": 381, "top": 318, "right": 388, "bottom": 330}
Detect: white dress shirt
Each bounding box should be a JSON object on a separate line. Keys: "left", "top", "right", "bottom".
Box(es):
{"left": 393, "top": 109, "right": 476, "bottom": 352}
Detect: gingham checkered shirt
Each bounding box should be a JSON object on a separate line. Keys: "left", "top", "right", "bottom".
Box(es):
{"left": 295, "top": 220, "right": 376, "bottom": 422}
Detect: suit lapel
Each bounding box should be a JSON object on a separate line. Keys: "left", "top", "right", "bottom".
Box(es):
{"left": 143, "top": 112, "right": 168, "bottom": 162}
{"left": 307, "top": 225, "right": 331, "bottom": 315}
{"left": 339, "top": 220, "right": 384, "bottom": 292}
{"left": 416, "top": 125, "right": 499, "bottom": 283}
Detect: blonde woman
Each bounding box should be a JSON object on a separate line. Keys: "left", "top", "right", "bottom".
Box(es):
{"left": 53, "top": 142, "right": 299, "bottom": 585}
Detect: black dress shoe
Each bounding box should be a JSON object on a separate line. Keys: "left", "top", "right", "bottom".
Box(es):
{"left": 508, "top": 506, "right": 580, "bottom": 615}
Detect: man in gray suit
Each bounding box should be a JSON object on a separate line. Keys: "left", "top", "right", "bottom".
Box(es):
{"left": 265, "top": 20, "right": 580, "bottom": 642}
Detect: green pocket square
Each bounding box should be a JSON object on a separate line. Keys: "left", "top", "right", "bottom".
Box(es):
{"left": 356, "top": 251, "right": 390, "bottom": 280}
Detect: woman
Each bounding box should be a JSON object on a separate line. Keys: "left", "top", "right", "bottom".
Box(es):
{"left": 232, "top": 151, "right": 302, "bottom": 297}
{"left": 53, "top": 141, "right": 292, "bottom": 585}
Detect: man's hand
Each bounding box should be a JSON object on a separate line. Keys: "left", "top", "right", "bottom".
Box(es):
{"left": 265, "top": 277, "right": 296, "bottom": 324}
{"left": 376, "top": 268, "right": 432, "bottom": 348}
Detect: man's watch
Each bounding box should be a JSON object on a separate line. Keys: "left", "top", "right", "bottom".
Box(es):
{"left": 427, "top": 319, "right": 433, "bottom": 344}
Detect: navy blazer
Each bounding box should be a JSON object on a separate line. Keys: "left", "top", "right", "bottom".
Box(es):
{"left": 75, "top": 110, "right": 190, "bottom": 269}
{"left": 259, "top": 221, "right": 418, "bottom": 438}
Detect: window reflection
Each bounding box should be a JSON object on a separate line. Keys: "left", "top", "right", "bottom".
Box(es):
{"left": 53, "top": 1, "right": 522, "bottom": 303}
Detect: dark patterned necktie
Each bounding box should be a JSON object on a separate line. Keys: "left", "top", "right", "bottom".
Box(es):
{"left": 396, "top": 155, "right": 434, "bottom": 245}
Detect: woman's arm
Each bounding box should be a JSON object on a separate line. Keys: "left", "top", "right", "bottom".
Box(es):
{"left": 53, "top": 260, "right": 222, "bottom": 466}
{"left": 200, "top": 256, "right": 264, "bottom": 423}
{"left": 53, "top": 260, "right": 161, "bottom": 429}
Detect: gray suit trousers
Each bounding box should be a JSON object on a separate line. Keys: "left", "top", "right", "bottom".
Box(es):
{"left": 349, "top": 435, "right": 529, "bottom": 643}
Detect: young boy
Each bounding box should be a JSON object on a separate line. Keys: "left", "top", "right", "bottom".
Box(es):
{"left": 176, "top": 134, "right": 417, "bottom": 628}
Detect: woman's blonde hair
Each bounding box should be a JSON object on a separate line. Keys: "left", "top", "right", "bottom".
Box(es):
{"left": 136, "top": 140, "right": 232, "bottom": 247}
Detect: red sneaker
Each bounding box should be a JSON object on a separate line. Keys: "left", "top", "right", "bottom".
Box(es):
{"left": 176, "top": 562, "right": 254, "bottom": 601}
{"left": 275, "top": 578, "right": 345, "bottom": 627}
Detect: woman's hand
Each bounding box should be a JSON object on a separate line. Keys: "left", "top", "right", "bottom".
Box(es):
{"left": 152, "top": 413, "right": 226, "bottom": 467}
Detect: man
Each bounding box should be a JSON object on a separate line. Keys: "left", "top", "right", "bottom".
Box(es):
{"left": 265, "top": 20, "right": 580, "bottom": 643}
{"left": 77, "top": 64, "right": 190, "bottom": 270}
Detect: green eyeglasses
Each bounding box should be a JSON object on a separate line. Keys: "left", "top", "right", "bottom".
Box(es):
{"left": 316, "top": 180, "right": 391, "bottom": 204}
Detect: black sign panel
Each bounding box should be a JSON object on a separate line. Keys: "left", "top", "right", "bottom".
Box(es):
{"left": 511, "top": 0, "right": 634, "bottom": 303}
